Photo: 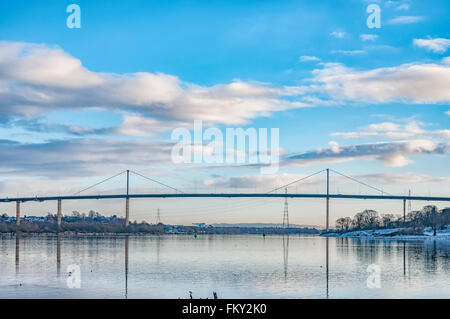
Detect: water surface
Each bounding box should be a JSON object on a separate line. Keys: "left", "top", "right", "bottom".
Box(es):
{"left": 0, "top": 234, "right": 449, "bottom": 298}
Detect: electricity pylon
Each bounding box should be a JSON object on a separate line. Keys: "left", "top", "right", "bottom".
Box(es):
{"left": 156, "top": 208, "right": 161, "bottom": 224}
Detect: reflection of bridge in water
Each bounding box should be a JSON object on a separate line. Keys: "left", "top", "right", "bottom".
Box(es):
{"left": 3, "top": 169, "right": 450, "bottom": 232}
{"left": 12, "top": 234, "right": 444, "bottom": 298}
{"left": 280, "top": 235, "right": 422, "bottom": 298}
{"left": 13, "top": 234, "right": 132, "bottom": 297}
{"left": 281, "top": 236, "right": 330, "bottom": 298}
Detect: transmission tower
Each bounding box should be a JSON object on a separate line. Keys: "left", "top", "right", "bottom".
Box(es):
{"left": 156, "top": 208, "right": 161, "bottom": 224}
{"left": 282, "top": 188, "right": 289, "bottom": 228}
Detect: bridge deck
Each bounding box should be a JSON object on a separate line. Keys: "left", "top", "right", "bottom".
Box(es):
{"left": 1, "top": 193, "right": 449, "bottom": 203}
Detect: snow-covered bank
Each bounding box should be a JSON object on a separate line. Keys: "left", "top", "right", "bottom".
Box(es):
{"left": 322, "top": 227, "right": 450, "bottom": 240}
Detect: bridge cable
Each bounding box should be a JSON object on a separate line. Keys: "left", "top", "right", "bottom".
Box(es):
{"left": 130, "top": 170, "right": 185, "bottom": 194}
{"left": 330, "top": 169, "right": 392, "bottom": 196}
{"left": 267, "top": 169, "right": 326, "bottom": 194}
{"left": 73, "top": 170, "right": 127, "bottom": 196}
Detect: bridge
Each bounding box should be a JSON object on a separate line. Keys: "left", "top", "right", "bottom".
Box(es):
{"left": 1, "top": 169, "right": 449, "bottom": 231}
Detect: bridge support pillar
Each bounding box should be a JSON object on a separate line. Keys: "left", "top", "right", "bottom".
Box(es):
{"left": 16, "top": 201, "right": 20, "bottom": 226}
{"left": 326, "top": 168, "right": 329, "bottom": 232}
{"left": 125, "top": 198, "right": 130, "bottom": 227}
{"left": 57, "top": 199, "right": 62, "bottom": 227}
{"left": 403, "top": 199, "right": 406, "bottom": 225}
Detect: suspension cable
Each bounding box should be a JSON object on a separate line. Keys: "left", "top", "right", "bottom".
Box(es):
{"left": 330, "top": 169, "right": 392, "bottom": 196}
{"left": 130, "top": 170, "right": 185, "bottom": 194}
{"left": 73, "top": 170, "right": 127, "bottom": 195}
{"left": 267, "top": 169, "right": 326, "bottom": 194}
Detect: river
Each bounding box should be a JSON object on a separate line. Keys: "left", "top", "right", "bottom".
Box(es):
{"left": 0, "top": 234, "right": 449, "bottom": 298}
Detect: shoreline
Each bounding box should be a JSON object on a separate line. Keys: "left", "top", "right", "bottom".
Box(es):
{"left": 0, "top": 232, "right": 319, "bottom": 238}
{"left": 321, "top": 227, "right": 450, "bottom": 240}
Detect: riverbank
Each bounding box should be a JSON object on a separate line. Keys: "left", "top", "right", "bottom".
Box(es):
{"left": 322, "top": 227, "right": 450, "bottom": 240}
{"left": 0, "top": 222, "right": 319, "bottom": 236}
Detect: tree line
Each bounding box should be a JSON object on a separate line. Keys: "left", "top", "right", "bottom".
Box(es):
{"left": 0, "top": 210, "right": 165, "bottom": 234}
{"left": 335, "top": 205, "right": 450, "bottom": 235}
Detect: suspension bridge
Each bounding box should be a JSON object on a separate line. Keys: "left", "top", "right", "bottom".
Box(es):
{"left": 1, "top": 168, "right": 449, "bottom": 231}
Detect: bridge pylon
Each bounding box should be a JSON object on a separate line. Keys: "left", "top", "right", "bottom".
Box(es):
{"left": 57, "top": 199, "right": 62, "bottom": 227}
{"left": 326, "top": 168, "right": 329, "bottom": 232}
{"left": 282, "top": 188, "right": 289, "bottom": 228}
{"left": 16, "top": 201, "right": 20, "bottom": 226}
{"left": 125, "top": 170, "right": 130, "bottom": 227}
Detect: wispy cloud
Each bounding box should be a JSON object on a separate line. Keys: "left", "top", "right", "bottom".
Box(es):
{"left": 385, "top": 1, "right": 411, "bottom": 11}
{"left": 283, "top": 140, "right": 448, "bottom": 167}
{"left": 413, "top": 37, "right": 450, "bottom": 53}
{"left": 203, "top": 173, "right": 321, "bottom": 190}
{"left": 331, "top": 50, "right": 366, "bottom": 55}
{"left": 330, "top": 31, "right": 346, "bottom": 39}
{"left": 396, "top": 4, "right": 410, "bottom": 11}
{"left": 386, "top": 15, "right": 424, "bottom": 24}
{"left": 204, "top": 171, "right": 450, "bottom": 190}
{"left": 331, "top": 121, "right": 450, "bottom": 140}
{"left": 360, "top": 34, "right": 379, "bottom": 42}
{"left": 299, "top": 55, "right": 320, "bottom": 62}
{"left": 0, "top": 138, "right": 176, "bottom": 178}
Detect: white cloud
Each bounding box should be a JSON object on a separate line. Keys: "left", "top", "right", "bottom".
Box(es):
{"left": 332, "top": 121, "right": 450, "bottom": 139}
{"left": 283, "top": 139, "right": 448, "bottom": 167}
{"left": 203, "top": 173, "right": 321, "bottom": 190}
{"left": 0, "top": 42, "right": 103, "bottom": 88}
{"left": 413, "top": 37, "right": 450, "bottom": 53}
{"left": 2, "top": 40, "right": 450, "bottom": 145}
{"left": 387, "top": 16, "right": 424, "bottom": 24}
{"left": 0, "top": 41, "right": 311, "bottom": 128}
{"left": 385, "top": 1, "right": 410, "bottom": 11}
{"left": 330, "top": 31, "right": 346, "bottom": 39}
{"left": 329, "top": 141, "right": 341, "bottom": 153}
{"left": 299, "top": 55, "right": 320, "bottom": 62}
{"left": 331, "top": 50, "right": 366, "bottom": 55}
{"left": 396, "top": 4, "right": 410, "bottom": 11}
{"left": 353, "top": 173, "right": 450, "bottom": 185}
{"left": 308, "top": 61, "right": 450, "bottom": 104}
{"left": 114, "top": 114, "right": 187, "bottom": 137}
{"left": 0, "top": 138, "right": 176, "bottom": 178}
{"left": 360, "top": 34, "right": 379, "bottom": 42}
{"left": 204, "top": 172, "right": 450, "bottom": 190}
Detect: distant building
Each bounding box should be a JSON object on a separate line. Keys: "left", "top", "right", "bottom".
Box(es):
{"left": 164, "top": 225, "right": 182, "bottom": 234}
{"left": 5, "top": 216, "right": 45, "bottom": 222}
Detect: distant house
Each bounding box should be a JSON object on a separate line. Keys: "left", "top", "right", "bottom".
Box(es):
{"left": 164, "top": 225, "right": 182, "bottom": 234}
{"left": 6, "top": 216, "right": 45, "bottom": 222}
{"left": 23, "top": 216, "right": 45, "bottom": 222}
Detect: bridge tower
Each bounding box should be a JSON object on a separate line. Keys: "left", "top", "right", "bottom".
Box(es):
{"left": 16, "top": 201, "right": 20, "bottom": 226}
{"left": 282, "top": 188, "right": 289, "bottom": 228}
{"left": 57, "top": 199, "right": 62, "bottom": 227}
{"left": 326, "top": 168, "right": 329, "bottom": 232}
{"left": 408, "top": 189, "right": 412, "bottom": 214}
{"left": 125, "top": 170, "right": 130, "bottom": 227}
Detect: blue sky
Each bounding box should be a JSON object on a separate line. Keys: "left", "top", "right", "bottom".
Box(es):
{"left": 0, "top": 0, "right": 449, "bottom": 226}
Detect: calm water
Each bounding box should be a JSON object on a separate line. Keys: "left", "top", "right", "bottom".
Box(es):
{"left": 0, "top": 234, "right": 449, "bottom": 298}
